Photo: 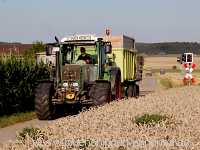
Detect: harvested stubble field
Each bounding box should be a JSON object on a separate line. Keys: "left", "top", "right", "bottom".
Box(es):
{"left": 1, "top": 86, "right": 200, "bottom": 150}
{"left": 144, "top": 56, "right": 200, "bottom": 70}
{"left": 157, "top": 72, "right": 200, "bottom": 89}
{"left": 144, "top": 56, "right": 200, "bottom": 87}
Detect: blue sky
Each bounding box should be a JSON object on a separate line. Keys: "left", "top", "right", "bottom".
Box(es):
{"left": 0, "top": 0, "right": 200, "bottom": 43}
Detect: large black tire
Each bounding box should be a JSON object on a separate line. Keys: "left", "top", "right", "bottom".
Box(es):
{"left": 128, "top": 84, "right": 140, "bottom": 98}
{"left": 127, "top": 85, "right": 133, "bottom": 97}
{"left": 135, "top": 84, "right": 140, "bottom": 97}
{"left": 133, "top": 84, "right": 137, "bottom": 98}
{"left": 89, "top": 81, "right": 111, "bottom": 106}
{"left": 35, "top": 82, "right": 54, "bottom": 120}
{"left": 110, "top": 68, "right": 122, "bottom": 100}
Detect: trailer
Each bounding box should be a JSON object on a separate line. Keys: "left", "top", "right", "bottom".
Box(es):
{"left": 106, "top": 35, "right": 143, "bottom": 97}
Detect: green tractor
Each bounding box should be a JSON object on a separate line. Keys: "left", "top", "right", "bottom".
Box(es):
{"left": 35, "top": 34, "right": 143, "bottom": 120}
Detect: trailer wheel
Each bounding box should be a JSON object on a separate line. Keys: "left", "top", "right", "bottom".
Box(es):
{"left": 89, "top": 81, "right": 111, "bottom": 106}
{"left": 133, "top": 84, "right": 140, "bottom": 98}
{"left": 127, "top": 85, "right": 133, "bottom": 97}
{"left": 35, "top": 82, "right": 54, "bottom": 120}
{"left": 136, "top": 84, "right": 140, "bottom": 97}
{"left": 127, "top": 84, "right": 140, "bottom": 98}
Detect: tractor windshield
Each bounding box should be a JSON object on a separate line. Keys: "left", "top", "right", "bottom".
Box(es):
{"left": 61, "top": 44, "right": 97, "bottom": 65}
{"left": 61, "top": 44, "right": 74, "bottom": 64}
{"left": 75, "top": 46, "right": 97, "bottom": 64}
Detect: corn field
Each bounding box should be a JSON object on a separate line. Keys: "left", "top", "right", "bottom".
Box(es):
{"left": 1, "top": 86, "right": 200, "bottom": 150}
{"left": 0, "top": 55, "right": 50, "bottom": 116}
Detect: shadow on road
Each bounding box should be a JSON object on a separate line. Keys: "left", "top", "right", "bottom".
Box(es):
{"left": 52, "top": 103, "right": 91, "bottom": 119}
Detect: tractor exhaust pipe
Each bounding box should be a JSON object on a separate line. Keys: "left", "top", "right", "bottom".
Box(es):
{"left": 56, "top": 51, "right": 61, "bottom": 86}
{"left": 55, "top": 36, "right": 61, "bottom": 87}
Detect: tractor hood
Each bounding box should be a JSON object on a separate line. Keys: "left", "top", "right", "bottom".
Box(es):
{"left": 62, "top": 64, "right": 81, "bottom": 81}
{"left": 62, "top": 64, "right": 98, "bottom": 88}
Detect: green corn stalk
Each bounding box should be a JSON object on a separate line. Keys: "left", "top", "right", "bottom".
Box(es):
{"left": 0, "top": 55, "right": 50, "bottom": 116}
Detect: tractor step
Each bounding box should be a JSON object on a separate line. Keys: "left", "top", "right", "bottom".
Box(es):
{"left": 80, "top": 99, "right": 94, "bottom": 105}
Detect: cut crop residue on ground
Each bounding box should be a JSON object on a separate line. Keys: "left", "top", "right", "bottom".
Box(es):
{"left": 2, "top": 86, "right": 200, "bottom": 149}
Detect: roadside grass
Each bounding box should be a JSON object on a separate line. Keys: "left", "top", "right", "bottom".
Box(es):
{"left": 17, "top": 127, "right": 43, "bottom": 142}
{"left": 0, "top": 111, "right": 36, "bottom": 128}
{"left": 157, "top": 72, "right": 200, "bottom": 89}
{"left": 134, "top": 113, "right": 167, "bottom": 126}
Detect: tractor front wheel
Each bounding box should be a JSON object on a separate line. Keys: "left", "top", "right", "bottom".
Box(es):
{"left": 35, "top": 82, "right": 54, "bottom": 120}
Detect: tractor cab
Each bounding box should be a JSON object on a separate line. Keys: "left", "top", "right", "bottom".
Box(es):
{"left": 60, "top": 35, "right": 101, "bottom": 65}
{"left": 61, "top": 35, "right": 112, "bottom": 65}
{"left": 41, "top": 34, "right": 113, "bottom": 107}
{"left": 46, "top": 34, "right": 112, "bottom": 81}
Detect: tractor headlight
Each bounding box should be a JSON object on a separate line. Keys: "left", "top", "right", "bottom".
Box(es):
{"left": 63, "top": 82, "right": 68, "bottom": 88}
{"left": 73, "top": 82, "right": 79, "bottom": 91}
{"left": 73, "top": 82, "right": 78, "bottom": 87}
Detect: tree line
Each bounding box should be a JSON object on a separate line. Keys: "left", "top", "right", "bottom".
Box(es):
{"left": 136, "top": 42, "right": 200, "bottom": 55}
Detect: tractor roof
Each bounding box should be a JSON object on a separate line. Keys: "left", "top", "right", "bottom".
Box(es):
{"left": 61, "top": 34, "right": 97, "bottom": 42}
{"left": 60, "top": 34, "right": 99, "bottom": 46}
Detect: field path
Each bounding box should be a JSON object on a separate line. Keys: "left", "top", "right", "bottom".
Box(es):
{"left": 0, "top": 119, "right": 52, "bottom": 143}
{"left": 139, "top": 76, "right": 157, "bottom": 96}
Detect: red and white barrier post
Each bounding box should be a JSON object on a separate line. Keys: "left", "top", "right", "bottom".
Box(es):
{"left": 182, "top": 63, "right": 196, "bottom": 85}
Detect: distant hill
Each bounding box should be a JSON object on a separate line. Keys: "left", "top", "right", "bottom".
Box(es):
{"left": 0, "top": 42, "right": 8, "bottom": 44}
{"left": 0, "top": 42, "right": 22, "bottom": 44}
{"left": 136, "top": 42, "right": 200, "bottom": 55}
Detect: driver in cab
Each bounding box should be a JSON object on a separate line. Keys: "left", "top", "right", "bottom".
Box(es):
{"left": 77, "top": 47, "right": 92, "bottom": 64}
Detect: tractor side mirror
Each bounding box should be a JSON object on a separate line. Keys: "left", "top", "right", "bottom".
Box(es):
{"left": 46, "top": 45, "right": 53, "bottom": 56}
{"left": 105, "top": 43, "right": 112, "bottom": 54}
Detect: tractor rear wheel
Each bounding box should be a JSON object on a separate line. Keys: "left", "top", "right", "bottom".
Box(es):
{"left": 110, "top": 68, "right": 122, "bottom": 100}
{"left": 35, "top": 82, "right": 54, "bottom": 120}
{"left": 89, "top": 81, "right": 111, "bottom": 106}
{"left": 115, "top": 73, "right": 122, "bottom": 100}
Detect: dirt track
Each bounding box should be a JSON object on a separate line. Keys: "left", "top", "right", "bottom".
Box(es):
{"left": 139, "top": 76, "right": 157, "bottom": 95}
{"left": 0, "top": 76, "right": 157, "bottom": 144}
{"left": 0, "top": 119, "right": 52, "bottom": 143}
